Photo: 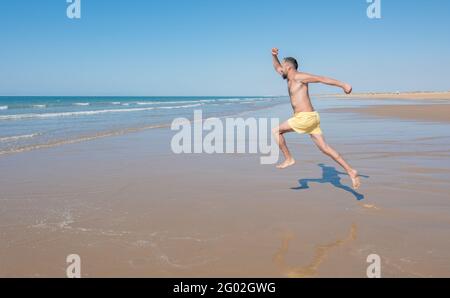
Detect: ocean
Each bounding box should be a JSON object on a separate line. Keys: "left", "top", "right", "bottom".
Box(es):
{"left": 0, "top": 96, "right": 284, "bottom": 155}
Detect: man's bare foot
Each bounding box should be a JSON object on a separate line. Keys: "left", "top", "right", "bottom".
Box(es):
{"left": 276, "top": 159, "right": 296, "bottom": 169}
{"left": 348, "top": 169, "right": 361, "bottom": 189}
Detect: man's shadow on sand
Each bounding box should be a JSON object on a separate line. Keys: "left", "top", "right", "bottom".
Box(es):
{"left": 291, "top": 164, "right": 369, "bottom": 201}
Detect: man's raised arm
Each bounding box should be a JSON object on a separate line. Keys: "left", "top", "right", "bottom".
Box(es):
{"left": 271, "top": 48, "right": 283, "bottom": 75}
{"left": 296, "top": 72, "right": 353, "bottom": 94}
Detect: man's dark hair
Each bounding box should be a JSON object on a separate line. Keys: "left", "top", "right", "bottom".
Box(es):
{"left": 283, "top": 57, "right": 298, "bottom": 70}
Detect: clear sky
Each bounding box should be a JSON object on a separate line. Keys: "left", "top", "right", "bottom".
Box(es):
{"left": 0, "top": 0, "right": 449, "bottom": 96}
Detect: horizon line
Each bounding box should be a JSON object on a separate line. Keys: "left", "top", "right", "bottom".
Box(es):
{"left": 1, "top": 90, "right": 449, "bottom": 98}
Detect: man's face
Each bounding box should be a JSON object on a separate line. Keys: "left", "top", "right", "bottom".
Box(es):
{"left": 281, "top": 61, "right": 289, "bottom": 80}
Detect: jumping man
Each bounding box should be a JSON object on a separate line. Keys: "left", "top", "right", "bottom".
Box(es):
{"left": 271, "top": 48, "right": 360, "bottom": 189}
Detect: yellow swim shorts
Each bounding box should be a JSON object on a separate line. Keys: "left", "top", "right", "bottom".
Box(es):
{"left": 288, "top": 111, "right": 322, "bottom": 135}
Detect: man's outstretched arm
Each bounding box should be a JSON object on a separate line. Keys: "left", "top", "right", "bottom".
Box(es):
{"left": 271, "top": 48, "right": 283, "bottom": 75}
{"left": 296, "top": 72, "right": 353, "bottom": 94}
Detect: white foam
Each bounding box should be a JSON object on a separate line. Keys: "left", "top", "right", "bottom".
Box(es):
{"left": 136, "top": 102, "right": 159, "bottom": 105}
{"left": 0, "top": 103, "right": 203, "bottom": 121}
{"left": 73, "top": 102, "right": 90, "bottom": 106}
{"left": 202, "top": 97, "right": 270, "bottom": 104}
{"left": 131, "top": 98, "right": 269, "bottom": 106}
{"left": 0, "top": 106, "right": 8, "bottom": 110}
{"left": 0, "top": 107, "right": 156, "bottom": 120}
{"left": 111, "top": 102, "right": 121, "bottom": 105}
{"left": 156, "top": 103, "right": 203, "bottom": 109}
{"left": 0, "top": 133, "right": 40, "bottom": 142}
{"left": 137, "top": 100, "right": 205, "bottom": 105}
{"left": 32, "top": 104, "right": 47, "bottom": 108}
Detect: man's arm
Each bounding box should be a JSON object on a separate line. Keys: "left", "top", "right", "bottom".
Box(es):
{"left": 271, "top": 48, "right": 283, "bottom": 75}
{"left": 296, "top": 72, "right": 353, "bottom": 94}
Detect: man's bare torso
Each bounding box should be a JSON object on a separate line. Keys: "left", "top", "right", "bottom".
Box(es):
{"left": 287, "top": 72, "right": 315, "bottom": 113}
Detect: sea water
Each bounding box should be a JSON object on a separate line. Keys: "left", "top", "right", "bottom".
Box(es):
{"left": 0, "top": 96, "right": 284, "bottom": 155}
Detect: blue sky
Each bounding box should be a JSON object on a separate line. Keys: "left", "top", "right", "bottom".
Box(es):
{"left": 0, "top": 0, "right": 449, "bottom": 96}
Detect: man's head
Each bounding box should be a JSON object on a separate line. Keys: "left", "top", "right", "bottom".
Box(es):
{"left": 281, "top": 57, "right": 299, "bottom": 79}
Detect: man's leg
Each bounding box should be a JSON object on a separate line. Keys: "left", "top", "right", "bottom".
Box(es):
{"left": 310, "top": 134, "right": 361, "bottom": 189}
{"left": 272, "top": 121, "right": 296, "bottom": 169}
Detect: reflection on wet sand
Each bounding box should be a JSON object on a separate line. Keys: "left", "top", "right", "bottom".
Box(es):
{"left": 273, "top": 224, "right": 357, "bottom": 277}
{"left": 358, "top": 202, "right": 381, "bottom": 211}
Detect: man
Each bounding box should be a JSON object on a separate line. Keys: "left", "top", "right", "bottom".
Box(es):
{"left": 271, "top": 48, "right": 360, "bottom": 189}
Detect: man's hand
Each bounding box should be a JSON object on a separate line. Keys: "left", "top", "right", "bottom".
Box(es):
{"left": 272, "top": 48, "right": 283, "bottom": 75}
{"left": 343, "top": 83, "right": 353, "bottom": 94}
{"left": 272, "top": 48, "right": 279, "bottom": 56}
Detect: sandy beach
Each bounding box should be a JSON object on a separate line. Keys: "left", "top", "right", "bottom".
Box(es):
{"left": 318, "top": 91, "right": 450, "bottom": 101}
{"left": 330, "top": 104, "right": 450, "bottom": 123}
{"left": 1, "top": 96, "right": 449, "bottom": 277}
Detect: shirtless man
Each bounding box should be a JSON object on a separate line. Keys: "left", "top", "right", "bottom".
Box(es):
{"left": 271, "top": 48, "right": 360, "bottom": 189}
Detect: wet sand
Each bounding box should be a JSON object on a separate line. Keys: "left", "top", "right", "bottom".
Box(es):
{"left": 330, "top": 104, "right": 450, "bottom": 123}
{"left": 1, "top": 101, "right": 450, "bottom": 277}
